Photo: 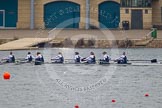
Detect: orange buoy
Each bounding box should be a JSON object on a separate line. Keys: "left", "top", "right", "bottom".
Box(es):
{"left": 112, "top": 99, "right": 116, "bottom": 103}
{"left": 75, "top": 104, "right": 79, "bottom": 108}
{"left": 145, "top": 93, "right": 149, "bottom": 97}
{"left": 3, "top": 72, "right": 11, "bottom": 80}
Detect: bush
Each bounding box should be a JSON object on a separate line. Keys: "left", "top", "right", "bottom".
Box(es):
{"left": 75, "top": 38, "right": 85, "bottom": 47}
{"left": 124, "top": 39, "right": 133, "bottom": 47}
{"left": 117, "top": 39, "right": 133, "bottom": 48}
{"left": 62, "top": 38, "right": 73, "bottom": 47}
{"left": 111, "top": 40, "right": 133, "bottom": 48}
{"left": 87, "top": 38, "right": 96, "bottom": 47}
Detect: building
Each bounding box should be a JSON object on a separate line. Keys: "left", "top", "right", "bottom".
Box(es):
{"left": 0, "top": 0, "right": 162, "bottom": 29}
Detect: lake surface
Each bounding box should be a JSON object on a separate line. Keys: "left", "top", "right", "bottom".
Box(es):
{"left": 0, "top": 48, "right": 162, "bottom": 108}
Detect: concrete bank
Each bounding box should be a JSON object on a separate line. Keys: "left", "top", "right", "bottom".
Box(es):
{"left": 0, "top": 39, "right": 14, "bottom": 45}
{"left": 0, "top": 38, "right": 52, "bottom": 51}
{"left": 0, "top": 30, "right": 162, "bottom": 50}
{"left": 53, "top": 38, "right": 162, "bottom": 48}
{"left": 1, "top": 38, "right": 162, "bottom": 51}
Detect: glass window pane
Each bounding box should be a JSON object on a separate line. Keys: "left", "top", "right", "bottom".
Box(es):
{"left": 138, "top": 0, "right": 143, "bottom": 7}
{"left": 132, "top": 0, "right": 138, "bottom": 7}
{"left": 121, "top": 0, "right": 152, "bottom": 7}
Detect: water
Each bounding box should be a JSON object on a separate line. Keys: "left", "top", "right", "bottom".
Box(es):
{"left": 0, "top": 48, "right": 162, "bottom": 108}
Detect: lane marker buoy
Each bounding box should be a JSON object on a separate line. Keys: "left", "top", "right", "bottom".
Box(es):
{"left": 145, "top": 93, "right": 149, "bottom": 97}
{"left": 75, "top": 104, "right": 79, "bottom": 108}
{"left": 112, "top": 99, "right": 116, "bottom": 103}
{"left": 3, "top": 72, "right": 11, "bottom": 80}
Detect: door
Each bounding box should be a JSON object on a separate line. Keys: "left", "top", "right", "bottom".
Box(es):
{"left": 131, "top": 10, "right": 143, "bottom": 29}
{"left": 0, "top": 0, "right": 18, "bottom": 27}
{"left": 0, "top": 10, "right": 4, "bottom": 27}
{"left": 99, "top": 1, "right": 120, "bottom": 29}
{"left": 73, "top": 12, "right": 80, "bottom": 28}
{"left": 44, "top": 1, "right": 80, "bottom": 28}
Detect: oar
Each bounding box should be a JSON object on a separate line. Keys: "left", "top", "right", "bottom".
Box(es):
{"left": 128, "top": 60, "right": 155, "bottom": 61}
{"left": 15, "top": 60, "right": 28, "bottom": 65}
{"left": 0, "top": 59, "right": 8, "bottom": 65}
{"left": 109, "top": 59, "right": 161, "bottom": 62}
{"left": 16, "top": 58, "right": 27, "bottom": 61}
{"left": 0, "top": 61, "right": 5, "bottom": 65}
{"left": 127, "top": 59, "right": 162, "bottom": 62}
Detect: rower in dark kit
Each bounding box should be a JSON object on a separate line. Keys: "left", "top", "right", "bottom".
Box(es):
{"left": 116, "top": 52, "right": 127, "bottom": 64}
{"left": 25, "top": 52, "right": 34, "bottom": 62}
{"left": 74, "top": 52, "right": 81, "bottom": 63}
{"left": 99, "top": 51, "right": 111, "bottom": 64}
{"left": 82, "top": 52, "right": 96, "bottom": 64}
{"left": 3, "top": 52, "right": 15, "bottom": 63}
{"left": 35, "top": 52, "right": 44, "bottom": 63}
{"left": 51, "top": 52, "right": 64, "bottom": 63}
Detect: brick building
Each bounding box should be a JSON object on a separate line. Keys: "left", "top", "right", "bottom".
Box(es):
{"left": 0, "top": 0, "right": 162, "bottom": 29}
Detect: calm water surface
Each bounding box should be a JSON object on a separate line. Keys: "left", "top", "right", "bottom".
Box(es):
{"left": 0, "top": 48, "right": 162, "bottom": 108}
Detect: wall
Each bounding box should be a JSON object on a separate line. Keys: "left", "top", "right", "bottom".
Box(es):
{"left": 17, "top": 0, "right": 86, "bottom": 29}
{"left": 152, "top": 0, "right": 162, "bottom": 25}
{"left": 90, "top": 0, "right": 120, "bottom": 28}
{"left": 17, "top": 0, "right": 30, "bottom": 29}
{"left": 16, "top": 0, "right": 153, "bottom": 29}
{"left": 120, "top": 8, "right": 152, "bottom": 29}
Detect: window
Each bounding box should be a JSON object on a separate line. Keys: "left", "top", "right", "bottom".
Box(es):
{"left": 138, "top": 0, "right": 143, "bottom": 7}
{"left": 121, "top": 0, "right": 152, "bottom": 7}
{"left": 145, "top": 9, "right": 148, "bottom": 14}
{"left": 132, "top": 0, "right": 138, "bottom": 7}
{"left": 121, "top": 0, "right": 132, "bottom": 7}
{"left": 125, "top": 9, "right": 129, "bottom": 14}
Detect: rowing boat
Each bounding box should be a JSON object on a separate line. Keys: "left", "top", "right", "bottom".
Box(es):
{"left": 41, "top": 62, "right": 162, "bottom": 66}
{"left": 1, "top": 59, "right": 162, "bottom": 66}
{"left": 40, "top": 62, "right": 162, "bottom": 66}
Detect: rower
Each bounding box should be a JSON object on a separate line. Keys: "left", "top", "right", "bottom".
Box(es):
{"left": 82, "top": 52, "right": 96, "bottom": 64}
{"left": 5, "top": 52, "right": 15, "bottom": 63}
{"left": 116, "top": 52, "right": 127, "bottom": 64}
{"left": 35, "top": 52, "right": 44, "bottom": 63}
{"left": 51, "top": 52, "right": 64, "bottom": 63}
{"left": 100, "top": 51, "right": 111, "bottom": 64}
{"left": 25, "top": 52, "right": 34, "bottom": 62}
{"left": 74, "top": 52, "right": 81, "bottom": 63}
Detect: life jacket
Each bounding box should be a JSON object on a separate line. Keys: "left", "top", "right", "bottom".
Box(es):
{"left": 35, "top": 55, "right": 43, "bottom": 62}
{"left": 123, "top": 56, "right": 127, "bottom": 64}
{"left": 11, "top": 56, "right": 15, "bottom": 62}
{"left": 35, "top": 57, "right": 41, "bottom": 61}
{"left": 91, "top": 56, "right": 96, "bottom": 63}
{"left": 75, "top": 55, "right": 80, "bottom": 63}
{"left": 86, "top": 55, "right": 96, "bottom": 64}
{"left": 40, "top": 56, "right": 44, "bottom": 62}
{"left": 105, "top": 55, "right": 109, "bottom": 62}
{"left": 60, "top": 56, "right": 64, "bottom": 63}
{"left": 28, "top": 55, "right": 33, "bottom": 62}
{"left": 118, "top": 55, "right": 127, "bottom": 64}
{"left": 7, "top": 55, "right": 15, "bottom": 63}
